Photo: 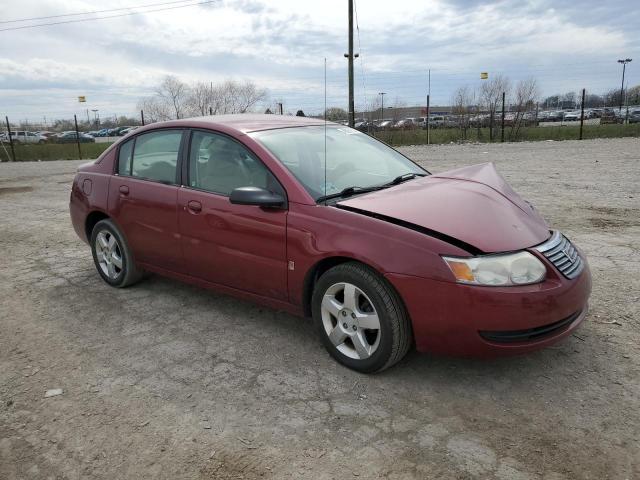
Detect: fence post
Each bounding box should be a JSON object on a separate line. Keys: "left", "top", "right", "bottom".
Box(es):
{"left": 426, "top": 94, "right": 430, "bottom": 145}
{"left": 209, "top": 106, "right": 213, "bottom": 116}
{"left": 501, "top": 91, "right": 506, "bottom": 142}
{"left": 140, "top": 109, "right": 145, "bottom": 126}
{"left": 74, "top": 114, "right": 82, "bottom": 160}
{"left": 489, "top": 109, "right": 494, "bottom": 142}
{"left": 5, "top": 116, "right": 16, "bottom": 162}
{"left": 579, "top": 88, "right": 586, "bottom": 140}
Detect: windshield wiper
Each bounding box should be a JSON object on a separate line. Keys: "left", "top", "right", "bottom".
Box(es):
{"left": 317, "top": 173, "right": 428, "bottom": 204}
{"left": 383, "top": 172, "right": 428, "bottom": 187}
{"left": 317, "top": 185, "right": 385, "bottom": 203}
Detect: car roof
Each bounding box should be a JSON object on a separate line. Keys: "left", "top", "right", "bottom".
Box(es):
{"left": 144, "top": 114, "right": 328, "bottom": 134}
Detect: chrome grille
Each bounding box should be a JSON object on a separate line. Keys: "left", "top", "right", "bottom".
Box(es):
{"left": 535, "top": 231, "right": 584, "bottom": 279}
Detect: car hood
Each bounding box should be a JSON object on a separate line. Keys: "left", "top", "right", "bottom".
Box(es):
{"left": 336, "top": 163, "right": 550, "bottom": 253}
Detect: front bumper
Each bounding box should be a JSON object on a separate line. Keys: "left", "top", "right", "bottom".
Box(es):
{"left": 385, "top": 259, "right": 592, "bottom": 357}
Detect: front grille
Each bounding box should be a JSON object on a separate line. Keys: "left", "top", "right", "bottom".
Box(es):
{"left": 535, "top": 231, "right": 584, "bottom": 279}
{"left": 479, "top": 310, "right": 581, "bottom": 343}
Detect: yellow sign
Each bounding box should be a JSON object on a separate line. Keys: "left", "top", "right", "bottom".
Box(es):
{"left": 78, "top": 96, "right": 86, "bottom": 102}
{"left": 480, "top": 72, "right": 488, "bottom": 80}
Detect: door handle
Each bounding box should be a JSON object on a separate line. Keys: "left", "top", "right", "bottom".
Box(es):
{"left": 119, "top": 185, "right": 129, "bottom": 195}
{"left": 187, "top": 200, "right": 202, "bottom": 213}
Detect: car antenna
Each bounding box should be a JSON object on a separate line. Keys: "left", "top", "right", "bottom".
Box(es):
{"left": 324, "top": 57, "right": 328, "bottom": 206}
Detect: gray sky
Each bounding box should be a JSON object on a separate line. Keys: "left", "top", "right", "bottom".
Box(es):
{"left": 0, "top": 0, "right": 638, "bottom": 122}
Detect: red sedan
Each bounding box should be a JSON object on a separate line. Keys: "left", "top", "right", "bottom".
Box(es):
{"left": 70, "top": 115, "right": 591, "bottom": 372}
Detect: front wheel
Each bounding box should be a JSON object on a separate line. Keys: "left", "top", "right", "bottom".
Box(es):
{"left": 90, "top": 219, "right": 144, "bottom": 288}
{"left": 312, "top": 262, "right": 412, "bottom": 373}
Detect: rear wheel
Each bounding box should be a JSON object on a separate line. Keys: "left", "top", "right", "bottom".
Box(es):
{"left": 90, "top": 219, "right": 143, "bottom": 288}
{"left": 312, "top": 262, "right": 412, "bottom": 373}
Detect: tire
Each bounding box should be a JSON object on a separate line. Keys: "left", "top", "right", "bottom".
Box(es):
{"left": 312, "top": 262, "right": 412, "bottom": 373}
{"left": 90, "top": 219, "right": 144, "bottom": 288}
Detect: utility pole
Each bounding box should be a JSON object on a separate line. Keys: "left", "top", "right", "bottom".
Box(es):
{"left": 345, "top": 0, "right": 356, "bottom": 128}
{"left": 617, "top": 58, "right": 632, "bottom": 112}
{"left": 379, "top": 92, "right": 386, "bottom": 124}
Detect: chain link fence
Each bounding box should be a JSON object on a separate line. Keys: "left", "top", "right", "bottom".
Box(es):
{"left": 2, "top": 90, "right": 639, "bottom": 161}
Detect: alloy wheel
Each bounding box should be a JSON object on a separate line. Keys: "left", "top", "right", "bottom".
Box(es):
{"left": 320, "top": 282, "right": 381, "bottom": 360}
{"left": 95, "top": 230, "right": 123, "bottom": 280}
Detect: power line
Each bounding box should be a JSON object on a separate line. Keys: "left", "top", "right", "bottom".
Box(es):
{"left": 353, "top": 0, "right": 369, "bottom": 110}
{"left": 0, "top": 0, "right": 219, "bottom": 32}
{"left": 0, "top": 0, "right": 199, "bottom": 25}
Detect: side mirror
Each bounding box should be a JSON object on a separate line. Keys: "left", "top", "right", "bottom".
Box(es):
{"left": 229, "top": 186, "right": 285, "bottom": 208}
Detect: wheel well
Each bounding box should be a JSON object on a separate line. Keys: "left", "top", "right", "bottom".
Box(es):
{"left": 85, "top": 211, "right": 109, "bottom": 240}
{"left": 302, "top": 256, "right": 369, "bottom": 317}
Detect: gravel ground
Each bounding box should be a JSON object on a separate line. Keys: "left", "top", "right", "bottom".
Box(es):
{"left": 1, "top": 138, "right": 638, "bottom": 479}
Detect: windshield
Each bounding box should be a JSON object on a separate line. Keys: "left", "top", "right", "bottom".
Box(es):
{"left": 250, "top": 126, "right": 427, "bottom": 201}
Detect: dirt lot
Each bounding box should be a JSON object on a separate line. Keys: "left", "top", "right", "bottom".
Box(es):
{"left": 1, "top": 138, "right": 638, "bottom": 479}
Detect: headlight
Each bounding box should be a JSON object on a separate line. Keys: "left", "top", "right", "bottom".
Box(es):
{"left": 442, "top": 251, "right": 546, "bottom": 286}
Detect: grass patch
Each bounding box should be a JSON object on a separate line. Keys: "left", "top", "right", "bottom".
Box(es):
{"left": 2, "top": 142, "right": 113, "bottom": 162}
{"left": 374, "top": 123, "right": 640, "bottom": 146}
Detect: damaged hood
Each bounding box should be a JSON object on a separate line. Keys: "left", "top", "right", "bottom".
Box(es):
{"left": 337, "top": 163, "right": 550, "bottom": 253}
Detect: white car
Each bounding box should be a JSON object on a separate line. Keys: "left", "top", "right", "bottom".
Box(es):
{"left": 563, "top": 111, "right": 581, "bottom": 121}
{"left": 3, "top": 131, "right": 46, "bottom": 144}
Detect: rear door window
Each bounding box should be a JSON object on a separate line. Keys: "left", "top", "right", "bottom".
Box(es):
{"left": 130, "top": 130, "right": 182, "bottom": 184}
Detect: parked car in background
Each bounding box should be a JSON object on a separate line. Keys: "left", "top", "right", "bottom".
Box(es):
{"left": 56, "top": 131, "right": 96, "bottom": 143}
{"left": 429, "top": 115, "right": 446, "bottom": 128}
{"left": 394, "top": 118, "right": 418, "bottom": 129}
{"left": 69, "top": 114, "right": 591, "bottom": 373}
{"left": 563, "top": 111, "right": 580, "bottom": 121}
{"left": 600, "top": 110, "right": 623, "bottom": 124}
{"left": 119, "top": 126, "right": 139, "bottom": 136}
{"left": 377, "top": 120, "right": 394, "bottom": 129}
{"left": 355, "top": 121, "right": 377, "bottom": 133}
{"left": 3, "top": 131, "right": 47, "bottom": 144}
{"left": 35, "top": 131, "right": 57, "bottom": 142}
{"left": 545, "top": 111, "right": 565, "bottom": 122}
{"left": 627, "top": 109, "right": 640, "bottom": 124}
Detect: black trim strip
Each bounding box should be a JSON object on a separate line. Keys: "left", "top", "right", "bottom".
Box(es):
{"left": 335, "top": 204, "right": 483, "bottom": 255}
{"left": 479, "top": 310, "right": 581, "bottom": 343}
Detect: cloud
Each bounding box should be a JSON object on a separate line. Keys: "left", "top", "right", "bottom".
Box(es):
{"left": 0, "top": 0, "right": 637, "bottom": 119}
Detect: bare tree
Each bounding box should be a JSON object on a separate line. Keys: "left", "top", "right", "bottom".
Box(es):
{"left": 137, "top": 96, "right": 172, "bottom": 123}
{"left": 479, "top": 74, "right": 510, "bottom": 139}
{"left": 510, "top": 77, "right": 540, "bottom": 139}
{"left": 451, "top": 85, "right": 475, "bottom": 139}
{"left": 324, "top": 107, "right": 348, "bottom": 122}
{"left": 233, "top": 80, "right": 268, "bottom": 113}
{"left": 139, "top": 77, "right": 268, "bottom": 120}
{"left": 187, "top": 82, "right": 214, "bottom": 116}
{"left": 390, "top": 97, "right": 406, "bottom": 123}
{"left": 155, "top": 75, "right": 189, "bottom": 119}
